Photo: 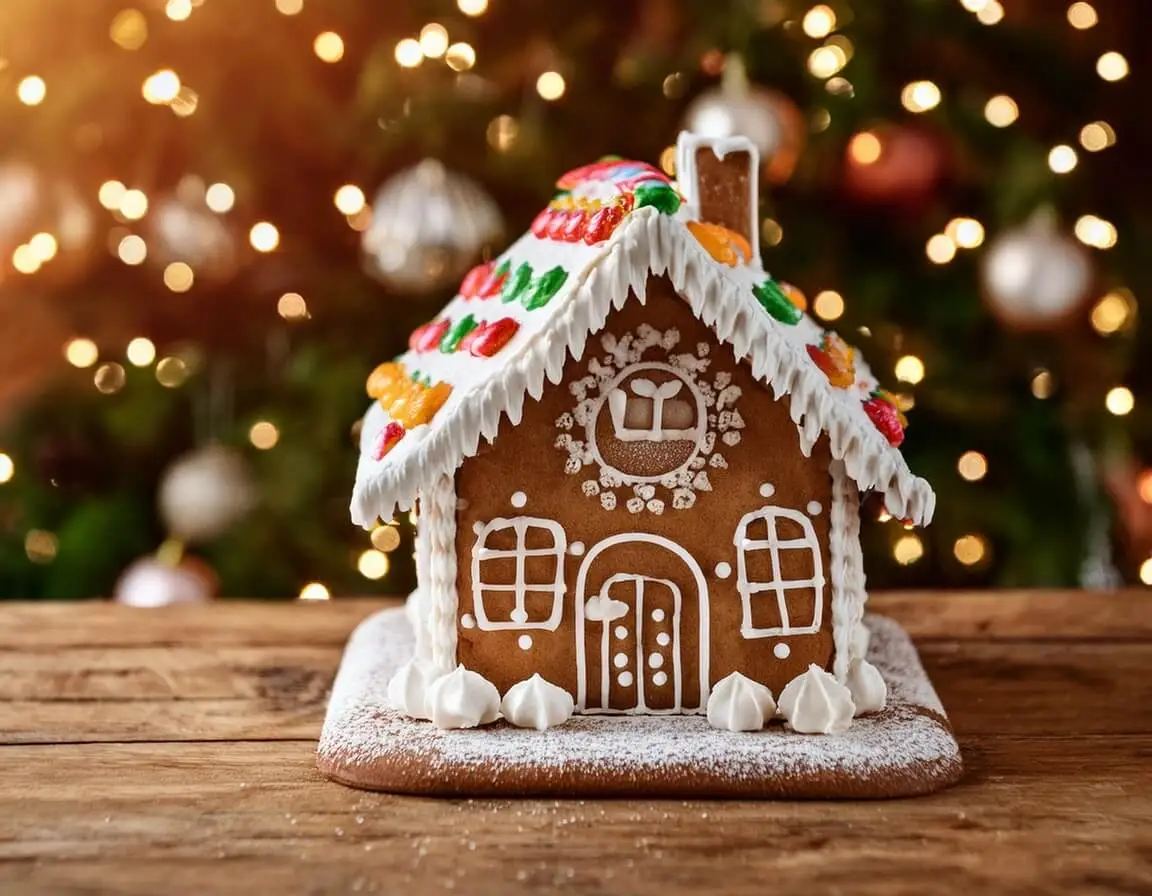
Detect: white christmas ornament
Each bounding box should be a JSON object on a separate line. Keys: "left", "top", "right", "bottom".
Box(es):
{"left": 425, "top": 665, "right": 502, "bottom": 729}
{"left": 778, "top": 664, "right": 856, "bottom": 735}
{"left": 362, "top": 159, "right": 503, "bottom": 294}
{"left": 981, "top": 210, "right": 1092, "bottom": 330}
{"left": 158, "top": 445, "right": 257, "bottom": 543}
{"left": 501, "top": 674, "right": 575, "bottom": 730}
{"left": 706, "top": 671, "right": 776, "bottom": 732}
{"left": 845, "top": 657, "right": 887, "bottom": 716}
{"left": 113, "top": 555, "right": 215, "bottom": 606}
{"left": 387, "top": 658, "right": 437, "bottom": 720}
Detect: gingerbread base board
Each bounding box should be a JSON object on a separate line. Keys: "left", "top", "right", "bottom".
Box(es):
{"left": 317, "top": 608, "right": 962, "bottom": 799}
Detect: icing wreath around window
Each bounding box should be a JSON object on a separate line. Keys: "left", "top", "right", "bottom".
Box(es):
{"left": 471, "top": 516, "right": 567, "bottom": 631}
{"left": 556, "top": 325, "right": 742, "bottom": 513}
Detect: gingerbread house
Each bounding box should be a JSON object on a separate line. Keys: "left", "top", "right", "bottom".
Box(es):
{"left": 351, "top": 131, "right": 935, "bottom": 735}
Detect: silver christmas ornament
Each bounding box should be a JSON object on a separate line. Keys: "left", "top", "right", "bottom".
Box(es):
{"left": 145, "top": 194, "right": 238, "bottom": 281}
{"left": 981, "top": 209, "right": 1093, "bottom": 330}
{"left": 158, "top": 444, "right": 257, "bottom": 543}
{"left": 681, "top": 56, "right": 804, "bottom": 183}
{"left": 113, "top": 555, "right": 217, "bottom": 607}
{"left": 362, "top": 159, "right": 503, "bottom": 294}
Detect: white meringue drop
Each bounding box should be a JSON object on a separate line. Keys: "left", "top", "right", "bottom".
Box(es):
{"left": 778, "top": 664, "right": 855, "bottom": 735}
{"left": 425, "top": 665, "right": 502, "bottom": 729}
{"left": 386, "top": 658, "right": 436, "bottom": 720}
{"left": 501, "top": 674, "right": 575, "bottom": 731}
{"left": 706, "top": 671, "right": 776, "bottom": 732}
{"left": 845, "top": 657, "right": 887, "bottom": 716}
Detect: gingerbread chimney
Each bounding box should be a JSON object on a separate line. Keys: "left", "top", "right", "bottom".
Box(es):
{"left": 675, "top": 131, "right": 761, "bottom": 262}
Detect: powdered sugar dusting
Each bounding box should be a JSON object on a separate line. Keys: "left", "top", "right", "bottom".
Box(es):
{"left": 319, "top": 606, "right": 961, "bottom": 798}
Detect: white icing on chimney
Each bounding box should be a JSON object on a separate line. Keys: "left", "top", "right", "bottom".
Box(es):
{"left": 675, "top": 130, "right": 761, "bottom": 261}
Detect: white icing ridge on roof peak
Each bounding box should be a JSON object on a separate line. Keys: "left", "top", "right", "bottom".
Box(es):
{"left": 351, "top": 194, "right": 935, "bottom": 529}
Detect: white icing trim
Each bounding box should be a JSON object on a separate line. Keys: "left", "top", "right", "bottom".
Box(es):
{"left": 470, "top": 516, "right": 567, "bottom": 631}
{"left": 351, "top": 206, "right": 934, "bottom": 530}
{"left": 733, "top": 506, "right": 825, "bottom": 639}
{"left": 424, "top": 474, "right": 459, "bottom": 674}
{"left": 574, "top": 533, "right": 709, "bottom": 714}
{"left": 829, "top": 458, "right": 865, "bottom": 682}
{"left": 674, "top": 131, "right": 761, "bottom": 260}
{"left": 411, "top": 504, "right": 433, "bottom": 663}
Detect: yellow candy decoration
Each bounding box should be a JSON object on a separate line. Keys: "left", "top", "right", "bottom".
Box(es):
{"left": 367, "top": 362, "right": 407, "bottom": 402}
{"left": 391, "top": 380, "right": 453, "bottom": 428}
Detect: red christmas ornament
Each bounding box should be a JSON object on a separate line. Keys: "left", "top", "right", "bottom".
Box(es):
{"left": 843, "top": 125, "right": 946, "bottom": 205}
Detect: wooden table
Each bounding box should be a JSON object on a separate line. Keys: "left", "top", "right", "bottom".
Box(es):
{"left": 0, "top": 593, "right": 1149, "bottom": 895}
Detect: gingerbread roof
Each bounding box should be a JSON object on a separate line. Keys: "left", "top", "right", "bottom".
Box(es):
{"left": 352, "top": 137, "right": 936, "bottom": 529}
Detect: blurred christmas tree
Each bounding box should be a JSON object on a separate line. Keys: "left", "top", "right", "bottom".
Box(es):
{"left": 0, "top": 0, "right": 1148, "bottom": 600}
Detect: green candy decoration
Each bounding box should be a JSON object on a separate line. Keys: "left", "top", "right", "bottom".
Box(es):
{"left": 633, "top": 183, "right": 682, "bottom": 215}
{"left": 523, "top": 266, "right": 569, "bottom": 311}
{"left": 439, "top": 314, "right": 479, "bottom": 353}
{"left": 753, "top": 279, "right": 803, "bottom": 325}
{"left": 501, "top": 262, "right": 533, "bottom": 304}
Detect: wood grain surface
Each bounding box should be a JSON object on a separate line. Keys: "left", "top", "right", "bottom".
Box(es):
{"left": 0, "top": 592, "right": 1149, "bottom": 895}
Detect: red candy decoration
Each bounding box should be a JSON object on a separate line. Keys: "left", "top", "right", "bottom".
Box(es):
{"left": 584, "top": 205, "right": 625, "bottom": 244}
{"left": 561, "top": 209, "right": 587, "bottom": 242}
{"left": 530, "top": 210, "right": 552, "bottom": 239}
{"left": 546, "top": 209, "right": 572, "bottom": 242}
{"left": 863, "top": 397, "right": 906, "bottom": 447}
{"left": 409, "top": 319, "right": 451, "bottom": 353}
{"left": 373, "top": 421, "right": 406, "bottom": 460}
{"left": 467, "top": 317, "right": 520, "bottom": 357}
{"left": 460, "top": 262, "right": 493, "bottom": 299}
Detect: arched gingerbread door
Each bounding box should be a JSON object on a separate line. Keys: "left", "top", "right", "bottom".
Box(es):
{"left": 574, "top": 535, "right": 709, "bottom": 714}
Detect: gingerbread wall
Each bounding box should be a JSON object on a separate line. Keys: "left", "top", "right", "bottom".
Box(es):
{"left": 454, "top": 277, "right": 835, "bottom": 710}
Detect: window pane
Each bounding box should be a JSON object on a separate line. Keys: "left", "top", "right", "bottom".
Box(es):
{"left": 741, "top": 516, "right": 770, "bottom": 542}
{"left": 662, "top": 398, "right": 694, "bottom": 429}
{"left": 482, "top": 525, "right": 518, "bottom": 551}
{"left": 623, "top": 396, "right": 654, "bottom": 429}
{"left": 478, "top": 590, "right": 517, "bottom": 621}
{"left": 778, "top": 544, "right": 816, "bottom": 582}
{"left": 523, "top": 525, "right": 558, "bottom": 551}
{"left": 773, "top": 515, "right": 808, "bottom": 541}
{"left": 747, "top": 590, "right": 787, "bottom": 631}
{"left": 478, "top": 555, "right": 517, "bottom": 584}
{"left": 782, "top": 587, "right": 820, "bottom": 629}
{"left": 742, "top": 549, "right": 776, "bottom": 586}
{"left": 524, "top": 590, "right": 560, "bottom": 623}
{"left": 523, "top": 554, "right": 560, "bottom": 588}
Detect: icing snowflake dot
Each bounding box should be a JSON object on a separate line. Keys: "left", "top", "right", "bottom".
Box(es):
{"left": 614, "top": 625, "right": 628, "bottom": 640}
{"left": 569, "top": 541, "right": 586, "bottom": 556}
{"left": 648, "top": 653, "right": 664, "bottom": 669}
{"left": 656, "top": 632, "right": 670, "bottom": 647}
{"left": 510, "top": 491, "right": 528, "bottom": 508}
{"left": 759, "top": 482, "right": 775, "bottom": 498}
{"left": 617, "top": 671, "right": 634, "bottom": 687}
{"left": 461, "top": 613, "right": 476, "bottom": 629}
{"left": 613, "top": 652, "right": 628, "bottom": 669}
{"left": 510, "top": 608, "right": 528, "bottom": 624}
{"left": 773, "top": 643, "right": 791, "bottom": 659}
{"left": 518, "top": 635, "right": 533, "bottom": 650}
{"left": 652, "top": 671, "right": 668, "bottom": 686}
{"left": 714, "top": 561, "right": 732, "bottom": 579}
{"left": 807, "top": 501, "right": 823, "bottom": 516}
{"left": 651, "top": 609, "right": 665, "bottom": 622}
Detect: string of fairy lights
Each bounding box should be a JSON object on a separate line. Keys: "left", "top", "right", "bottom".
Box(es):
{"left": 0, "top": 0, "right": 1142, "bottom": 592}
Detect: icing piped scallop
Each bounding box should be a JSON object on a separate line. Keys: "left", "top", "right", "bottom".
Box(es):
{"left": 425, "top": 665, "right": 502, "bottom": 730}
{"left": 501, "top": 674, "right": 575, "bottom": 731}
{"left": 386, "top": 658, "right": 436, "bottom": 721}
{"left": 778, "top": 664, "right": 855, "bottom": 735}
{"left": 706, "top": 671, "right": 776, "bottom": 732}
{"left": 845, "top": 657, "right": 887, "bottom": 716}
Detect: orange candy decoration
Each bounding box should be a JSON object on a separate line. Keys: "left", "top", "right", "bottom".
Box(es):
{"left": 365, "top": 361, "right": 453, "bottom": 429}
{"left": 806, "top": 333, "right": 856, "bottom": 389}
{"left": 780, "top": 282, "right": 807, "bottom": 312}
{"left": 687, "top": 221, "right": 754, "bottom": 267}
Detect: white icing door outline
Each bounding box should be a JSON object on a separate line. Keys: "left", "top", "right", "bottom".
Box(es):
{"left": 592, "top": 573, "right": 683, "bottom": 712}
{"left": 734, "top": 505, "right": 826, "bottom": 639}
{"left": 587, "top": 362, "right": 707, "bottom": 484}
{"left": 574, "top": 533, "right": 709, "bottom": 714}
